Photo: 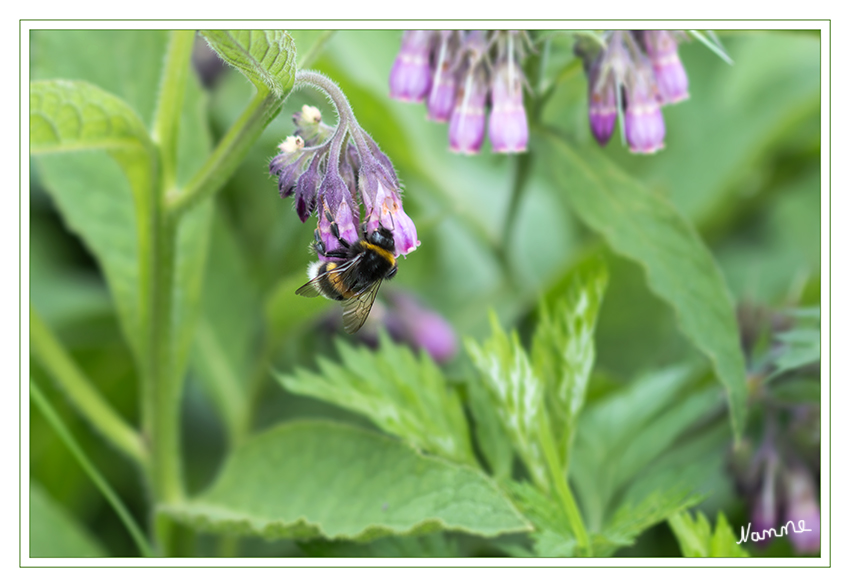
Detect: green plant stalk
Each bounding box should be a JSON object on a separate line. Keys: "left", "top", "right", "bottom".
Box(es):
{"left": 537, "top": 408, "right": 591, "bottom": 556}
{"left": 30, "top": 380, "right": 156, "bottom": 557}
{"left": 29, "top": 307, "right": 147, "bottom": 466}
{"left": 167, "top": 89, "right": 283, "bottom": 218}
{"left": 153, "top": 30, "right": 197, "bottom": 191}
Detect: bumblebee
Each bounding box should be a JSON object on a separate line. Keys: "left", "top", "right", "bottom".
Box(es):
{"left": 296, "top": 213, "right": 398, "bottom": 334}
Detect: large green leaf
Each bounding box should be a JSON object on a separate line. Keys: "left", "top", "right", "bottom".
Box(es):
{"left": 276, "top": 333, "right": 475, "bottom": 466}
{"left": 161, "top": 421, "right": 531, "bottom": 541}
{"left": 539, "top": 130, "right": 749, "bottom": 440}
{"left": 30, "top": 483, "right": 107, "bottom": 557}
{"left": 200, "top": 30, "right": 296, "bottom": 97}
{"left": 30, "top": 80, "right": 156, "bottom": 356}
{"left": 570, "top": 365, "right": 718, "bottom": 530}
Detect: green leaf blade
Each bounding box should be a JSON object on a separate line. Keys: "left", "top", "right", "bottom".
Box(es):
{"left": 30, "top": 483, "right": 107, "bottom": 558}
{"left": 161, "top": 421, "right": 531, "bottom": 541}
{"left": 200, "top": 30, "right": 296, "bottom": 97}
{"left": 539, "top": 131, "right": 749, "bottom": 440}
{"left": 30, "top": 80, "right": 152, "bottom": 155}
{"left": 276, "top": 333, "right": 475, "bottom": 466}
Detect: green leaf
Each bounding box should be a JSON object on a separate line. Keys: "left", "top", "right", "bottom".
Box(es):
{"left": 538, "top": 130, "right": 749, "bottom": 440}
{"left": 570, "top": 365, "right": 715, "bottom": 530}
{"left": 30, "top": 482, "right": 107, "bottom": 557}
{"left": 200, "top": 30, "right": 296, "bottom": 97}
{"left": 596, "top": 486, "right": 703, "bottom": 557}
{"left": 507, "top": 481, "right": 576, "bottom": 557}
{"left": 466, "top": 378, "right": 514, "bottom": 482}
{"left": 466, "top": 313, "right": 548, "bottom": 488}
{"left": 772, "top": 327, "right": 820, "bottom": 377}
{"left": 531, "top": 258, "right": 608, "bottom": 463}
{"left": 161, "top": 421, "right": 531, "bottom": 541}
{"left": 669, "top": 510, "right": 750, "bottom": 557}
{"left": 299, "top": 533, "right": 461, "bottom": 557}
{"left": 30, "top": 80, "right": 154, "bottom": 155}
{"left": 276, "top": 333, "right": 475, "bottom": 466}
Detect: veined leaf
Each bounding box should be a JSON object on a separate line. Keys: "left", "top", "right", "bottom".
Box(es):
{"left": 30, "top": 482, "right": 107, "bottom": 557}
{"left": 161, "top": 421, "right": 531, "bottom": 541}
{"left": 30, "top": 80, "right": 154, "bottom": 155}
{"left": 466, "top": 313, "right": 548, "bottom": 489}
{"left": 506, "top": 481, "right": 576, "bottom": 557}
{"left": 595, "top": 486, "right": 703, "bottom": 557}
{"left": 669, "top": 510, "right": 750, "bottom": 557}
{"left": 532, "top": 258, "right": 607, "bottom": 464}
{"left": 570, "top": 365, "right": 712, "bottom": 530}
{"left": 31, "top": 80, "right": 157, "bottom": 356}
{"left": 276, "top": 332, "right": 475, "bottom": 466}
{"left": 200, "top": 30, "right": 296, "bottom": 97}
{"left": 538, "top": 130, "right": 749, "bottom": 441}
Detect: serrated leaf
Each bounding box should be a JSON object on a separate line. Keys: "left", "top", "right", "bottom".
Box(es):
{"left": 596, "top": 486, "right": 703, "bottom": 557}
{"left": 200, "top": 30, "right": 296, "bottom": 97}
{"left": 669, "top": 510, "right": 750, "bottom": 557}
{"left": 161, "top": 421, "right": 531, "bottom": 541}
{"left": 276, "top": 333, "right": 474, "bottom": 465}
{"left": 539, "top": 130, "right": 749, "bottom": 441}
{"left": 466, "top": 378, "right": 514, "bottom": 482}
{"left": 506, "top": 481, "right": 576, "bottom": 557}
{"left": 30, "top": 482, "right": 107, "bottom": 557}
{"left": 299, "top": 533, "right": 461, "bottom": 557}
{"left": 466, "top": 313, "right": 548, "bottom": 489}
{"left": 532, "top": 258, "right": 607, "bottom": 464}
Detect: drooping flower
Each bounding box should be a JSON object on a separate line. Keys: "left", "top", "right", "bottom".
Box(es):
{"left": 642, "top": 30, "right": 689, "bottom": 104}
{"left": 427, "top": 31, "right": 460, "bottom": 122}
{"left": 448, "top": 31, "right": 490, "bottom": 155}
{"left": 623, "top": 56, "right": 666, "bottom": 154}
{"left": 488, "top": 31, "right": 528, "bottom": 153}
{"left": 359, "top": 161, "right": 419, "bottom": 257}
{"left": 782, "top": 463, "right": 821, "bottom": 554}
{"left": 269, "top": 99, "right": 419, "bottom": 261}
{"left": 389, "top": 30, "right": 434, "bottom": 102}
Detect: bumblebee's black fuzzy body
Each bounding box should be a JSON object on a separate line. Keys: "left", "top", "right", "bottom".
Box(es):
{"left": 296, "top": 225, "right": 398, "bottom": 333}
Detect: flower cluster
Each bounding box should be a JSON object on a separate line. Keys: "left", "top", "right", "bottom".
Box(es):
{"left": 579, "top": 30, "right": 689, "bottom": 154}
{"left": 389, "top": 30, "right": 531, "bottom": 155}
{"left": 269, "top": 99, "right": 419, "bottom": 260}
{"left": 728, "top": 303, "right": 821, "bottom": 554}
{"left": 390, "top": 30, "right": 695, "bottom": 156}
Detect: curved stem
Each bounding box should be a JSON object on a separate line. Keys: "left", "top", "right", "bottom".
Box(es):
{"left": 295, "top": 70, "right": 372, "bottom": 160}
{"left": 167, "top": 90, "right": 283, "bottom": 218}
{"left": 31, "top": 380, "right": 156, "bottom": 557}
{"left": 29, "top": 308, "right": 148, "bottom": 467}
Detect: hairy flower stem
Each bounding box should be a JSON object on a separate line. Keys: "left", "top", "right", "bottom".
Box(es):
{"left": 294, "top": 70, "right": 374, "bottom": 163}
{"left": 168, "top": 90, "right": 283, "bottom": 218}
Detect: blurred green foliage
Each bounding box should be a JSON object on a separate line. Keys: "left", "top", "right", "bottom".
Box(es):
{"left": 28, "top": 29, "right": 820, "bottom": 559}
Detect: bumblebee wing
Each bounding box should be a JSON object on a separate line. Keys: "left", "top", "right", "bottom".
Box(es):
{"left": 340, "top": 279, "right": 383, "bottom": 334}
{"left": 294, "top": 257, "right": 362, "bottom": 298}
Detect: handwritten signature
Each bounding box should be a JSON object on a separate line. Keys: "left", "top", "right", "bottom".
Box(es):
{"left": 737, "top": 520, "right": 813, "bottom": 544}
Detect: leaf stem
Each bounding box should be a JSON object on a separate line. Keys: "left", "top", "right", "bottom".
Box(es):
{"left": 167, "top": 89, "right": 283, "bottom": 219}
{"left": 537, "top": 408, "right": 592, "bottom": 556}
{"left": 29, "top": 308, "right": 147, "bottom": 467}
{"left": 152, "top": 30, "right": 196, "bottom": 191}
{"left": 30, "top": 380, "right": 156, "bottom": 557}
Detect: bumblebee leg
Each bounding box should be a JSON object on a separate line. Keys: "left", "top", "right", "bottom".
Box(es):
{"left": 323, "top": 249, "right": 350, "bottom": 259}
{"left": 325, "top": 210, "right": 351, "bottom": 249}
